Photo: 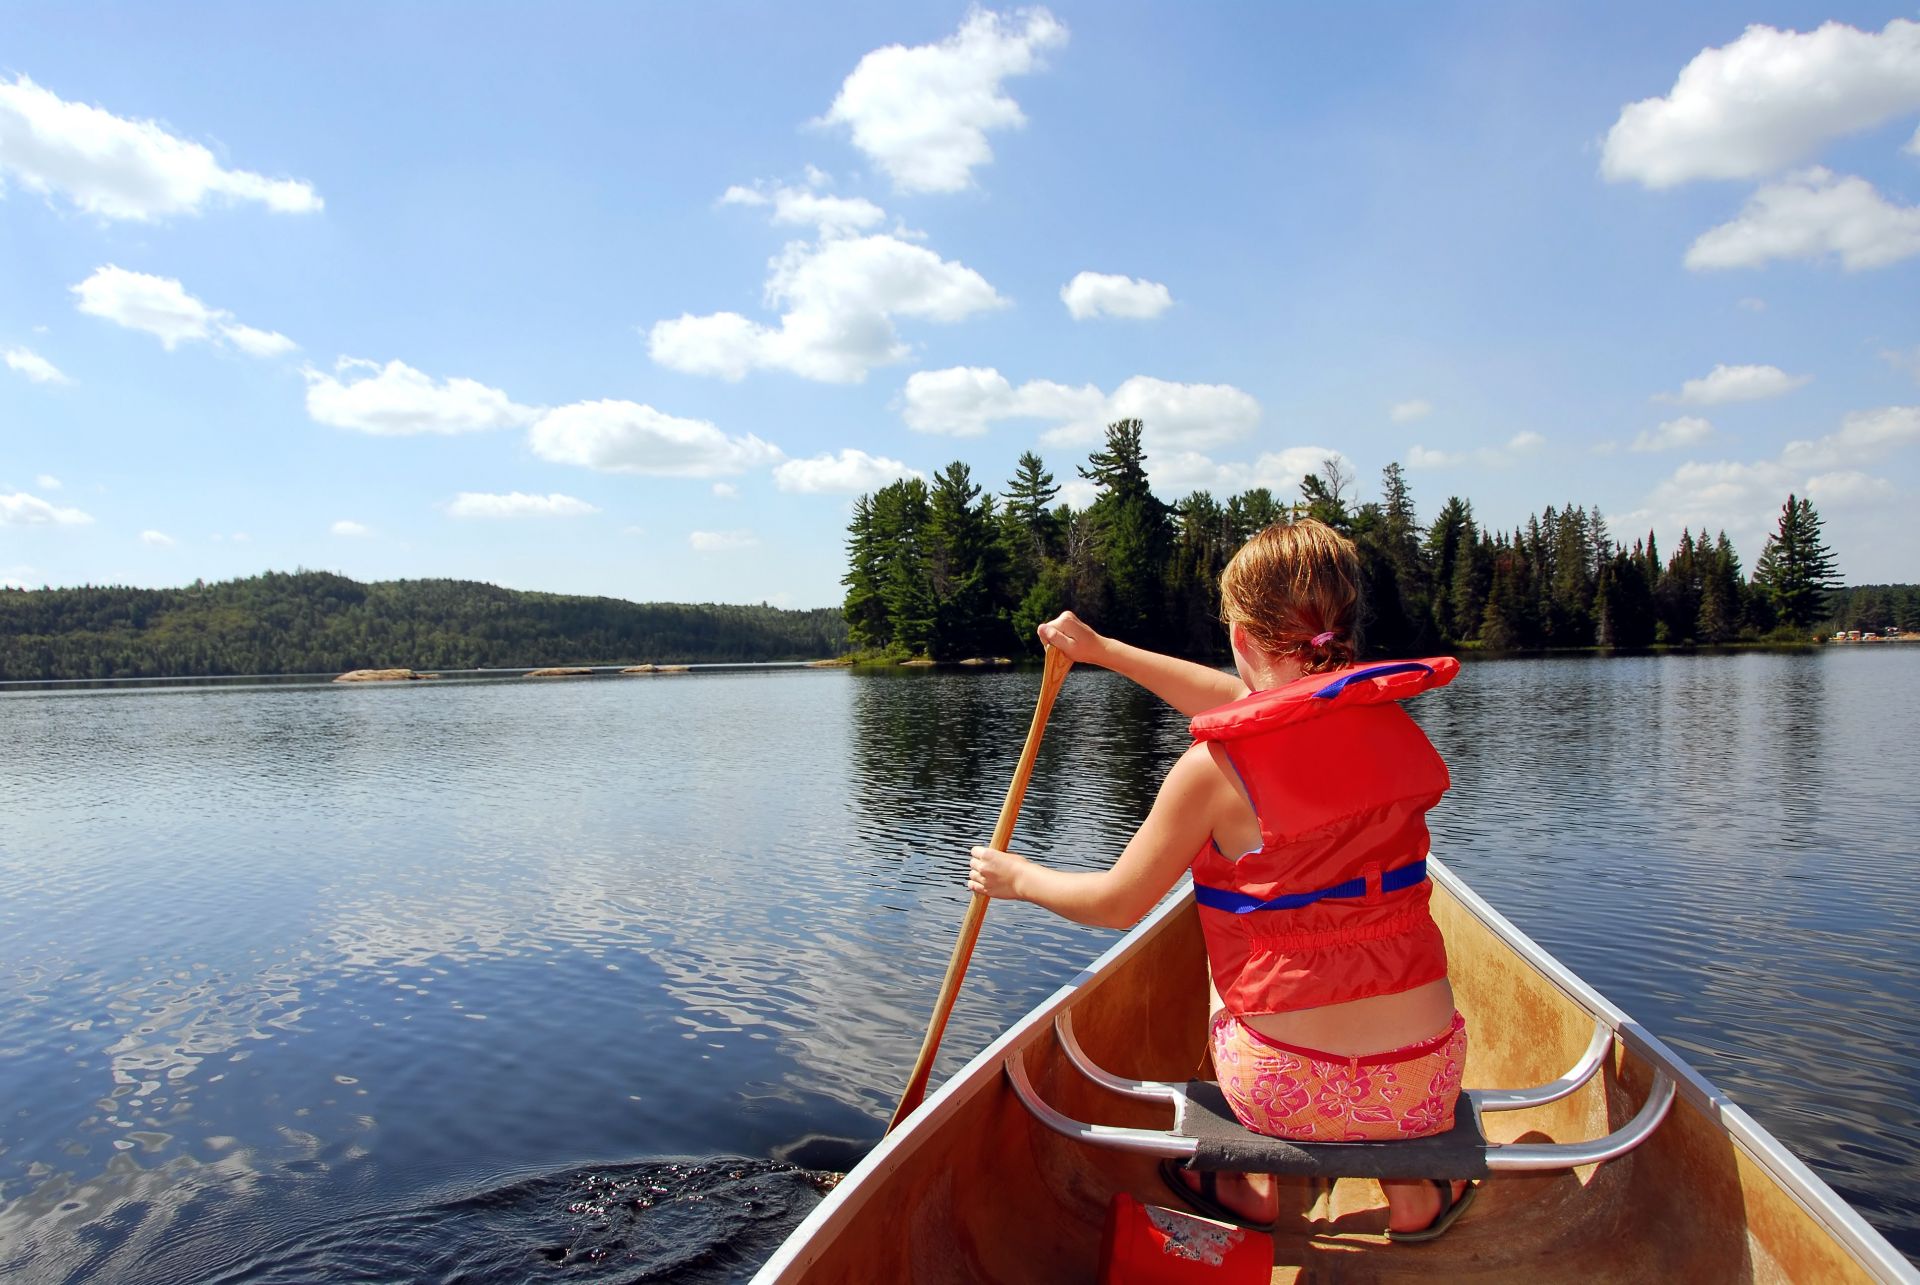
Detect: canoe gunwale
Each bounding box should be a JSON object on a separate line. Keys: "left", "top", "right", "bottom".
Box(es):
{"left": 1430, "top": 857, "right": 1919, "bottom": 1284}
{"left": 749, "top": 883, "right": 1199, "bottom": 1283}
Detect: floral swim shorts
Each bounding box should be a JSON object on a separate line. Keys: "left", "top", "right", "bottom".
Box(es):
{"left": 1209, "top": 1009, "right": 1468, "bottom": 1142}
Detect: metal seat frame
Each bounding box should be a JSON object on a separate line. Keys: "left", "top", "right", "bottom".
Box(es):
{"left": 1006, "top": 1011, "right": 1675, "bottom": 1174}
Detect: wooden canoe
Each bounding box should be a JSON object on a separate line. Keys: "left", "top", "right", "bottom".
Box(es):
{"left": 754, "top": 858, "right": 1917, "bottom": 1283}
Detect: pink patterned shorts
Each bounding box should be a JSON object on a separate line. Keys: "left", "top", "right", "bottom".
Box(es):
{"left": 1209, "top": 1009, "right": 1467, "bottom": 1142}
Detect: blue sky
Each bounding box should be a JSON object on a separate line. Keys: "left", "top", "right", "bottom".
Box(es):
{"left": 3, "top": 2, "right": 1917, "bottom": 606}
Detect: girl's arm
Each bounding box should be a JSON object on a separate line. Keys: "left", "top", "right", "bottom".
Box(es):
{"left": 1038, "top": 611, "right": 1246, "bottom": 716}
{"left": 967, "top": 742, "right": 1221, "bottom": 929}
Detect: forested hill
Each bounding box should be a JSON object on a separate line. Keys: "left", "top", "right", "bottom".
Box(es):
{"left": 0, "top": 572, "right": 849, "bottom": 680}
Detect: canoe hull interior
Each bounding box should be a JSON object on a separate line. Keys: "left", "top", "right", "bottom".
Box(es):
{"left": 757, "top": 868, "right": 1907, "bottom": 1283}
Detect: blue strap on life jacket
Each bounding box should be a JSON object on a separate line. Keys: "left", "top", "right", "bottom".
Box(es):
{"left": 1308, "top": 661, "right": 1434, "bottom": 701}
{"left": 1193, "top": 859, "right": 1429, "bottom": 914}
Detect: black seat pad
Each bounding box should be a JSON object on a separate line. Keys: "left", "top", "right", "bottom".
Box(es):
{"left": 1175, "top": 1081, "right": 1492, "bottom": 1179}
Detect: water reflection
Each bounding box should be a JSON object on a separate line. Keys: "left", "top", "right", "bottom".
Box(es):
{"left": 1, "top": 650, "right": 1915, "bottom": 1281}
{"left": 1418, "top": 649, "right": 1918, "bottom": 1252}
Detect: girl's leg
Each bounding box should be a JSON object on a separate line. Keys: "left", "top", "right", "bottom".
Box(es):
{"left": 1190, "top": 981, "right": 1279, "bottom": 1223}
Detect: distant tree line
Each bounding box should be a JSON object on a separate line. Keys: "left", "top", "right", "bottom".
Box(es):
{"left": 0, "top": 571, "right": 849, "bottom": 680}
{"left": 844, "top": 419, "right": 1862, "bottom": 661}
{"left": 1824, "top": 585, "right": 1920, "bottom": 635}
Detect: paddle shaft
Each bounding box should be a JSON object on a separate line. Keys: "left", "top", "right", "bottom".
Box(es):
{"left": 887, "top": 645, "right": 1074, "bottom": 1132}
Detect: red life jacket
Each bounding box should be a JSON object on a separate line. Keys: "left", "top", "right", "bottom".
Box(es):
{"left": 1187, "top": 658, "right": 1459, "bottom": 1016}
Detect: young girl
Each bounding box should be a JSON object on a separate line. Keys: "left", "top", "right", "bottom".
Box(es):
{"left": 966, "top": 519, "right": 1474, "bottom": 1241}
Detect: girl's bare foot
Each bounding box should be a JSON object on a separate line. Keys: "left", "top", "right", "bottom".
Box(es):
{"left": 1381, "top": 1177, "right": 1469, "bottom": 1233}
{"left": 1168, "top": 1166, "right": 1279, "bottom": 1226}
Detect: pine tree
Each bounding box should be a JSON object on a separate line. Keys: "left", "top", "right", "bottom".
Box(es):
{"left": 927, "top": 461, "right": 1010, "bottom": 659}
{"left": 1169, "top": 491, "right": 1232, "bottom": 656}
{"left": 1695, "top": 532, "right": 1742, "bottom": 644}
{"left": 1081, "top": 419, "right": 1172, "bottom": 646}
{"left": 873, "top": 477, "right": 935, "bottom": 655}
{"left": 1225, "top": 488, "right": 1284, "bottom": 543}
{"left": 841, "top": 494, "right": 890, "bottom": 648}
{"left": 1449, "top": 528, "right": 1493, "bottom": 643}
{"left": 1753, "top": 494, "right": 1839, "bottom": 631}
{"left": 1425, "top": 497, "right": 1472, "bottom": 641}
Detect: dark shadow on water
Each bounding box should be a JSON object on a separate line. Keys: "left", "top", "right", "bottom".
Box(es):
{"left": 194, "top": 1159, "right": 837, "bottom": 1285}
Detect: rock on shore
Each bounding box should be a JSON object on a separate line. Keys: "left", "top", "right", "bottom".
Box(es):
{"left": 526, "top": 667, "right": 595, "bottom": 678}
{"left": 621, "top": 664, "right": 659, "bottom": 673}
{"left": 334, "top": 668, "right": 429, "bottom": 683}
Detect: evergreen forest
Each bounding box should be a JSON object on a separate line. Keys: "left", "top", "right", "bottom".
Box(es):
{"left": 0, "top": 571, "right": 849, "bottom": 680}
{"left": 842, "top": 419, "right": 1890, "bottom": 662}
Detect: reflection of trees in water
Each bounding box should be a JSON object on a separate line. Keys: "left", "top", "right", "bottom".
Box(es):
{"left": 848, "top": 667, "right": 1189, "bottom": 875}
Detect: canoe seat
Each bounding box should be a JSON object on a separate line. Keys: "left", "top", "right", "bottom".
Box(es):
{"left": 1006, "top": 1012, "right": 1674, "bottom": 1178}
{"left": 1177, "top": 1078, "right": 1489, "bottom": 1178}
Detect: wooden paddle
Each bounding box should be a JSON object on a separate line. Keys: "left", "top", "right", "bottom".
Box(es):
{"left": 887, "top": 644, "right": 1074, "bottom": 1133}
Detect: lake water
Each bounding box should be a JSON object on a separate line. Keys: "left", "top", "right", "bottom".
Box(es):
{"left": 2, "top": 649, "right": 1916, "bottom": 1281}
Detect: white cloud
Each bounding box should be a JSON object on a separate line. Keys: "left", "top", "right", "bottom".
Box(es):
{"left": 305, "top": 358, "right": 537, "bottom": 435}
{"left": 1601, "top": 19, "right": 1920, "bottom": 188}
{"left": 0, "top": 491, "right": 92, "bottom": 525}
{"left": 1046, "top": 478, "right": 1094, "bottom": 510}
{"left": 220, "top": 323, "right": 297, "bottom": 358}
{"left": 1628, "top": 404, "right": 1918, "bottom": 550}
{"left": 0, "top": 73, "right": 321, "bottom": 220}
{"left": 71, "top": 265, "right": 294, "bottom": 355}
{"left": 446, "top": 492, "right": 600, "bottom": 519}
{"left": 1781, "top": 405, "right": 1920, "bottom": 469}
{"left": 899, "top": 366, "right": 1260, "bottom": 452}
{"left": 1146, "top": 447, "right": 1347, "bottom": 500}
{"left": 773, "top": 448, "right": 923, "bottom": 494}
{"left": 1738, "top": 297, "right": 1767, "bottom": 312}
{"left": 1632, "top": 416, "right": 1715, "bottom": 453}
{"left": 139, "top": 529, "right": 174, "bottom": 547}
{"left": 330, "top": 519, "right": 370, "bottom": 537}
{"left": 529, "top": 399, "right": 781, "bottom": 476}
{"left": 1406, "top": 445, "right": 1464, "bottom": 469}
{"left": 1389, "top": 399, "right": 1433, "bottom": 423}
{"left": 771, "top": 190, "right": 887, "bottom": 234}
{"left": 5, "top": 346, "right": 70, "bottom": 384}
{"left": 689, "top": 529, "right": 759, "bottom": 552}
{"left": 722, "top": 181, "right": 888, "bottom": 235}
{"left": 650, "top": 232, "right": 1004, "bottom": 383}
{"left": 1659, "top": 362, "right": 1812, "bottom": 405}
{"left": 1881, "top": 345, "right": 1920, "bottom": 382}
{"left": 711, "top": 482, "right": 739, "bottom": 500}
{"left": 820, "top": 7, "right": 1068, "bottom": 194}
{"left": 1060, "top": 271, "right": 1173, "bottom": 321}
{"left": 1804, "top": 471, "right": 1895, "bottom": 505}
{"left": 35, "top": 474, "right": 61, "bottom": 490}
{"left": 1405, "top": 432, "right": 1543, "bottom": 470}
{"left": 1685, "top": 169, "right": 1920, "bottom": 272}
{"left": 73, "top": 265, "right": 219, "bottom": 348}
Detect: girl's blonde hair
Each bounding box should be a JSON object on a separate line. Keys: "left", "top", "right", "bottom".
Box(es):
{"left": 1219, "top": 518, "right": 1363, "bottom": 674}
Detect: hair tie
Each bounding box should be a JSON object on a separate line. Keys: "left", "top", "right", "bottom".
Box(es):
{"left": 1311, "top": 631, "right": 1336, "bottom": 647}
